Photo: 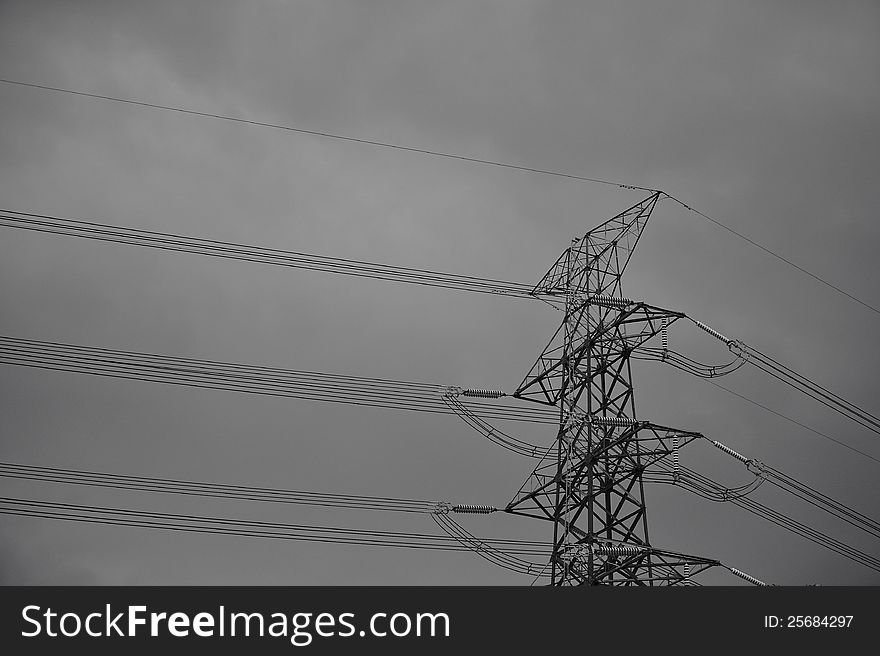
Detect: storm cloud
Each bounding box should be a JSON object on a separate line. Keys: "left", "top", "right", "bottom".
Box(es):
{"left": 1, "top": 0, "right": 878, "bottom": 584}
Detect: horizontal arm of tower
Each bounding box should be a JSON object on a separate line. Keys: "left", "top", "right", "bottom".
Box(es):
{"left": 513, "top": 301, "right": 687, "bottom": 406}
{"left": 560, "top": 542, "right": 722, "bottom": 586}
{"left": 504, "top": 421, "right": 704, "bottom": 519}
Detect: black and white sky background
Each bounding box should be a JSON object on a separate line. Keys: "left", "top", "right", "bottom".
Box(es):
{"left": 0, "top": 0, "right": 878, "bottom": 584}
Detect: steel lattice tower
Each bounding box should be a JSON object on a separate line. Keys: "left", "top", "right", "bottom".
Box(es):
{"left": 506, "top": 192, "right": 718, "bottom": 585}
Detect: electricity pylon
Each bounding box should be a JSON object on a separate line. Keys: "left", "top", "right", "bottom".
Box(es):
{"left": 506, "top": 192, "right": 719, "bottom": 585}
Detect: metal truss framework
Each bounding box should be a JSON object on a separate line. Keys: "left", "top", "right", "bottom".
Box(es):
{"left": 507, "top": 192, "right": 720, "bottom": 585}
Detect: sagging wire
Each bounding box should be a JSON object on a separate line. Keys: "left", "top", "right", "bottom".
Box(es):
{"left": 430, "top": 512, "right": 548, "bottom": 578}
{"left": 441, "top": 387, "right": 554, "bottom": 459}
{"left": 645, "top": 462, "right": 880, "bottom": 572}
{"left": 701, "top": 438, "right": 880, "bottom": 540}
{"left": 687, "top": 317, "right": 880, "bottom": 437}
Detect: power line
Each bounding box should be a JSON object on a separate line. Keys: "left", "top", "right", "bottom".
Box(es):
{"left": 2, "top": 75, "right": 874, "bottom": 581}
{"left": 648, "top": 462, "right": 880, "bottom": 573}
{"left": 704, "top": 379, "right": 880, "bottom": 465}
{"left": 3, "top": 77, "right": 875, "bottom": 316}
{"left": 635, "top": 345, "right": 747, "bottom": 379}
{"left": 442, "top": 392, "right": 553, "bottom": 459}
{"left": 431, "top": 513, "right": 545, "bottom": 577}
{"left": 0, "top": 78, "right": 654, "bottom": 192}
{"left": 639, "top": 340, "right": 880, "bottom": 463}
{"left": 639, "top": 316, "right": 880, "bottom": 463}
{"left": 4, "top": 206, "right": 875, "bottom": 443}
{"left": 5, "top": 204, "right": 875, "bottom": 456}
{"left": 0, "top": 461, "right": 452, "bottom": 515}
{"left": 0, "top": 335, "right": 557, "bottom": 425}
{"left": 0, "top": 462, "right": 743, "bottom": 582}
{"left": 459, "top": 378, "right": 878, "bottom": 573}
{"left": 663, "top": 193, "right": 880, "bottom": 316}
{"left": 686, "top": 316, "right": 880, "bottom": 439}
{"left": 6, "top": 209, "right": 875, "bottom": 456}
{"left": 0, "top": 209, "right": 539, "bottom": 300}
{"left": 763, "top": 464, "right": 880, "bottom": 539}
{"left": 0, "top": 496, "right": 548, "bottom": 557}
{"left": 744, "top": 344, "right": 880, "bottom": 435}
{"left": 698, "top": 436, "right": 880, "bottom": 540}
{"left": 0, "top": 464, "right": 734, "bottom": 583}
{"left": 7, "top": 209, "right": 875, "bottom": 460}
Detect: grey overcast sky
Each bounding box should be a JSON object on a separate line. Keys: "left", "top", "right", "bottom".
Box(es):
{"left": 0, "top": 0, "right": 878, "bottom": 584}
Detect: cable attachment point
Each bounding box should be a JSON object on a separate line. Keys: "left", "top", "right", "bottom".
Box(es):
{"left": 451, "top": 504, "right": 497, "bottom": 514}
{"left": 591, "top": 543, "right": 648, "bottom": 557}
{"left": 746, "top": 459, "right": 766, "bottom": 476}
{"left": 431, "top": 502, "right": 453, "bottom": 515}
{"left": 727, "top": 339, "right": 750, "bottom": 361}
{"left": 461, "top": 388, "right": 507, "bottom": 399}
{"left": 710, "top": 440, "right": 749, "bottom": 464}
{"left": 672, "top": 435, "right": 681, "bottom": 483}
{"left": 728, "top": 566, "right": 767, "bottom": 586}
{"left": 591, "top": 415, "right": 640, "bottom": 428}
{"left": 588, "top": 294, "right": 635, "bottom": 310}
{"left": 693, "top": 319, "right": 732, "bottom": 345}
{"left": 661, "top": 316, "right": 669, "bottom": 361}
{"left": 563, "top": 406, "right": 588, "bottom": 430}
{"left": 440, "top": 385, "right": 463, "bottom": 398}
